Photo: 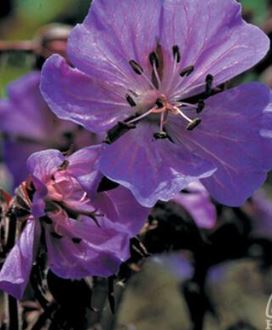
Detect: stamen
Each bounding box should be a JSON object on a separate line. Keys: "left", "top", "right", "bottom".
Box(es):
{"left": 153, "top": 131, "right": 174, "bottom": 143}
{"left": 187, "top": 118, "right": 202, "bottom": 131}
{"left": 129, "top": 60, "right": 144, "bottom": 75}
{"left": 51, "top": 232, "right": 63, "bottom": 239}
{"left": 149, "top": 52, "right": 159, "bottom": 69}
{"left": 174, "top": 106, "right": 195, "bottom": 123}
{"left": 125, "top": 107, "right": 157, "bottom": 125}
{"left": 205, "top": 74, "right": 213, "bottom": 96}
{"left": 180, "top": 102, "right": 198, "bottom": 109}
{"left": 126, "top": 94, "right": 136, "bottom": 107}
{"left": 154, "top": 132, "right": 168, "bottom": 139}
{"left": 104, "top": 121, "right": 136, "bottom": 144}
{"left": 172, "top": 45, "right": 181, "bottom": 63}
{"left": 159, "top": 111, "right": 166, "bottom": 133}
{"left": 72, "top": 237, "right": 82, "bottom": 244}
{"left": 196, "top": 100, "right": 205, "bottom": 113}
{"left": 180, "top": 65, "right": 194, "bottom": 77}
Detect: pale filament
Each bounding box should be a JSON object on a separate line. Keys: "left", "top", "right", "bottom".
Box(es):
{"left": 141, "top": 71, "right": 158, "bottom": 90}
{"left": 126, "top": 96, "right": 196, "bottom": 132}
{"left": 152, "top": 62, "right": 161, "bottom": 89}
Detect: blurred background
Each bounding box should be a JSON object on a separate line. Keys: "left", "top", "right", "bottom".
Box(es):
{"left": 0, "top": 1, "right": 272, "bottom": 329}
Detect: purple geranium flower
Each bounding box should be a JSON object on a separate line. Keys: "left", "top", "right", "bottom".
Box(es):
{"left": 41, "top": 0, "right": 272, "bottom": 207}
{"left": 173, "top": 182, "right": 216, "bottom": 229}
{"left": 0, "top": 71, "right": 100, "bottom": 187}
{"left": 0, "top": 146, "right": 149, "bottom": 299}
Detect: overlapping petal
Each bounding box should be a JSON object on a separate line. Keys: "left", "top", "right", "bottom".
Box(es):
{"left": 67, "top": 0, "right": 161, "bottom": 90}
{"left": 99, "top": 123, "right": 215, "bottom": 207}
{"left": 167, "top": 83, "right": 271, "bottom": 206}
{"left": 41, "top": 55, "right": 129, "bottom": 132}
{"left": 67, "top": 145, "right": 103, "bottom": 197}
{"left": 160, "top": 0, "right": 269, "bottom": 98}
{"left": 45, "top": 216, "right": 130, "bottom": 278}
{"left": 27, "top": 149, "right": 65, "bottom": 184}
{"left": 95, "top": 186, "right": 150, "bottom": 235}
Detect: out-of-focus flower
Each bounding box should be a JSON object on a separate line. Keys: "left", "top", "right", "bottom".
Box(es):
{"left": 41, "top": 0, "right": 272, "bottom": 208}
{"left": 0, "top": 146, "right": 149, "bottom": 299}
{"left": 173, "top": 182, "right": 216, "bottom": 230}
{"left": 243, "top": 189, "right": 272, "bottom": 240}
{"left": 0, "top": 71, "right": 100, "bottom": 187}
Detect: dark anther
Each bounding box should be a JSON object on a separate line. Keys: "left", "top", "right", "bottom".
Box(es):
{"left": 104, "top": 121, "right": 136, "bottom": 144}
{"left": 39, "top": 215, "right": 53, "bottom": 224}
{"left": 155, "top": 98, "right": 164, "bottom": 108}
{"left": 205, "top": 74, "right": 214, "bottom": 96}
{"left": 154, "top": 132, "right": 168, "bottom": 139}
{"left": 50, "top": 232, "right": 63, "bottom": 239}
{"left": 196, "top": 100, "right": 205, "bottom": 113}
{"left": 126, "top": 94, "right": 136, "bottom": 107}
{"left": 154, "top": 131, "right": 174, "bottom": 143}
{"left": 58, "top": 159, "right": 69, "bottom": 171}
{"left": 187, "top": 118, "right": 201, "bottom": 131}
{"left": 149, "top": 51, "right": 159, "bottom": 69}
{"left": 72, "top": 237, "right": 82, "bottom": 244}
{"left": 180, "top": 65, "right": 194, "bottom": 77}
{"left": 129, "top": 59, "right": 144, "bottom": 75}
{"left": 172, "top": 45, "right": 181, "bottom": 63}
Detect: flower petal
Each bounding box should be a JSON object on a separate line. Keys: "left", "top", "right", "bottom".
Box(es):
{"left": 0, "top": 219, "right": 40, "bottom": 299}
{"left": 173, "top": 184, "right": 216, "bottom": 229}
{"left": 168, "top": 83, "right": 272, "bottom": 206}
{"left": 67, "top": 145, "right": 103, "bottom": 198}
{"left": 41, "top": 54, "right": 129, "bottom": 132}
{"left": 94, "top": 186, "right": 150, "bottom": 236}
{"left": 67, "top": 0, "right": 161, "bottom": 90}
{"left": 160, "top": 0, "right": 270, "bottom": 98}
{"left": 27, "top": 149, "right": 65, "bottom": 183}
{"left": 0, "top": 72, "right": 56, "bottom": 140}
{"left": 46, "top": 216, "right": 130, "bottom": 278}
{"left": 99, "top": 123, "right": 215, "bottom": 207}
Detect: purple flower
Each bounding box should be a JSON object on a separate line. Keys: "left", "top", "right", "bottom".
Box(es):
{"left": 0, "top": 71, "right": 100, "bottom": 187}
{"left": 0, "top": 146, "right": 149, "bottom": 299}
{"left": 41, "top": 0, "right": 272, "bottom": 207}
{"left": 243, "top": 190, "right": 272, "bottom": 239}
{"left": 172, "top": 182, "right": 216, "bottom": 229}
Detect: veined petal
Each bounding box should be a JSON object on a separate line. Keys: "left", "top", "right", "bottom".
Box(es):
{"left": 0, "top": 219, "right": 40, "bottom": 299}
{"left": 27, "top": 149, "right": 65, "bottom": 183}
{"left": 46, "top": 216, "right": 130, "bottom": 278}
{"left": 41, "top": 55, "right": 129, "bottom": 133}
{"left": 160, "top": 0, "right": 270, "bottom": 98}
{"left": 99, "top": 123, "right": 215, "bottom": 207}
{"left": 67, "top": 145, "right": 103, "bottom": 198}
{"left": 94, "top": 186, "right": 150, "bottom": 236}
{"left": 167, "top": 83, "right": 271, "bottom": 206}
{"left": 67, "top": 0, "right": 162, "bottom": 91}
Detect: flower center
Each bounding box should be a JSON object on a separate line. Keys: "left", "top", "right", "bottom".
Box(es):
{"left": 105, "top": 45, "right": 214, "bottom": 144}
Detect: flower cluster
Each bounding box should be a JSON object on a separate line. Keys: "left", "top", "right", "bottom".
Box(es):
{"left": 0, "top": 0, "right": 272, "bottom": 302}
